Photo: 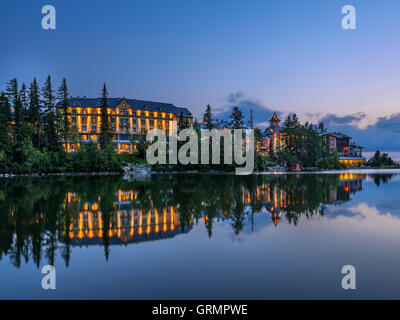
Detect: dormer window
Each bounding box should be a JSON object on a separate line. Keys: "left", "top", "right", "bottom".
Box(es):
{"left": 74, "top": 102, "right": 80, "bottom": 107}
{"left": 145, "top": 106, "right": 150, "bottom": 110}
{"left": 160, "top": 107, "right": 165, "bottom": 111}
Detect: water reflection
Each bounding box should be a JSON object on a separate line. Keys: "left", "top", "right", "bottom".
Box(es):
{"left": 0, "top": 173, "right": 394, "bottom": 268}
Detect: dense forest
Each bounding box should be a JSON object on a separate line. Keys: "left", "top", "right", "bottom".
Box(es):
{"left": 154, "top": 105, "right": 346, "bottom": 172}
{"left": 0, "top": 77, "right": 122, "bottom": 174}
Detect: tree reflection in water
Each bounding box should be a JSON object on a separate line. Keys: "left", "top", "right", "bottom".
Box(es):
{"left": 0, "top": 172, "right": 389, "bottom": 268}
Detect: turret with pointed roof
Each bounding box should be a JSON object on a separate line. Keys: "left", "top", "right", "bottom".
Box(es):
{"left": 269, "top": 112, "right": 280, "bottom": 126}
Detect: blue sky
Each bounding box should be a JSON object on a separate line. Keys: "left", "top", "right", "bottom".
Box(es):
{"left": 1, "top": 0, "right": 400, "bottom": 151}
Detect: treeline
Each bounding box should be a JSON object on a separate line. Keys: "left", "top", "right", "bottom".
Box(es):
{"left": 0, "top": 77, "right": 122, "bottom": 174}
{"left": 154, "top": 104, "right": 343, "bottom": 172}
{"left": 367, "top": 151, "right": 400, "bottom": 168}
{"left": 202, "top": 105, "right": 344, "bottom": 169}
{"left": 274, "top": 114, "right": 344, "bottom": 169}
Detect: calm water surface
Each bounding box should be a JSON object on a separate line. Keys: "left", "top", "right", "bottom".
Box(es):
{"left": 1, "top": 170, "right": 400, "bottom": 299}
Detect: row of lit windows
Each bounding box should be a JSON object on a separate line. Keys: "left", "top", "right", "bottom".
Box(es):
{"left": 69, "top": 108, "right": 174, "bottom": 119}
{"left": 71, "top": 117, "right": 174, "bottom": 125}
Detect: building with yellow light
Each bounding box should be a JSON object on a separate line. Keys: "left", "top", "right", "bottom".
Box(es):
{"left": 256, "top": 114, "right": 366, "bottom": 167}
{"left": 65, "top": 190, "right": 192, "bottom": 246}
{"left": 326, "top": 132, "right": 366, "bottom": 166}
{"left": 258, "top": 112, "right": 284, "bottom": 156}
{"left": 59, "top": 97, "right": 193, "bottom": 153}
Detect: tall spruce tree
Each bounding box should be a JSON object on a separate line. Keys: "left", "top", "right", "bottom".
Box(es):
{"left": 6, "top": 79, "right": 25, "bottom": 162}
{"left": 20, "top": 83, "right": 29, "bottom": 119}
{"left": 202, "top": 104, "right": 214, "bottom": 130}
{"left": 29, "top": 78, "right": 42, "bottom": 149}
{"left": 57, "top": 78, "right": 70, "bottom": 143}
{"left": 99, "top": 83, "right": 112, "bottom": 150}
{"left": 178, "top": 111, "right": 189, "bottom": 132}
{"left": 229, "top": 106, "right": 244, "bottom": 129}
{"left": 0, "top": 93, "right": 12, "bottom": 159}
{"left": 317, "top": 122, "right": 329, "bottom": 158}
{"left": 42, "top": 76, "right": 59, "bottom": 152}
{"left": 247, "top": 108, "right": 254, "bottom": 129}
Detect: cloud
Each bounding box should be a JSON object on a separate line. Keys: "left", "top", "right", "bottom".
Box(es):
{"left": 214, "top": 91, "right": 279, "bottom": 128}
{"left": 318, "top": 112, "right": 400, "bottom": 151}
{"left": 320, "top": 112, "right": 367, "bottom": 128}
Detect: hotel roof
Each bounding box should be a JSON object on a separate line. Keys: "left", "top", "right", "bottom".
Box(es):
{"left": 60, "top": 97, "right": 192, "bottom": 117}
{"left": 326, "top": 132, "right": 351, "bottom": 139}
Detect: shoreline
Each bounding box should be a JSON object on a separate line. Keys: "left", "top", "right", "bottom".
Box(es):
{"left": 2, "top": 167, "right": 400, "bottom": 179}
{"left": 0, "top": 171, "right": 124, "bottom": 178}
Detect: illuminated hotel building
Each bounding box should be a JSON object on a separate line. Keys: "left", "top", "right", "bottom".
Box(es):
{"left": 256, "top": 114, "right": 365, "bottom": 167}
{"left": 65, "top": 190, "right": 192, "bottom": 245}
{"left": 59, "top": 97, "right": 193, "bottom": 153}
{"left": 326, "top": 132, "right": 366, "bottom": 166}
{"left": 258, "top": 112, "right": 284, "bottom": 156}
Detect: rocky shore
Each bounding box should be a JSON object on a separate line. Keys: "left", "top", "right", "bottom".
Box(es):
{"left": 123, "top": 163, "right": 152, "bottom": 177}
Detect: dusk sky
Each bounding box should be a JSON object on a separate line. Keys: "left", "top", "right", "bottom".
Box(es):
{"left": 1, "top": 0, "right": 400, "bottom": 152}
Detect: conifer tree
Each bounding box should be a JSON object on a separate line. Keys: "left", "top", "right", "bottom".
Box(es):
{"left": 29, "top": 78, "right": 42, "bottom": 149}
{"left": 57, "top": 78, "right": 70, "bottom": 143}
{"left": 247, "top": 108, "right": 254, "bottom": 129}
{"left": 229, "top": 106, "right": 244, "bottom": 129}
{"left": 0, "top": 93, "right": 12, "bottom": 159}
{"left": 202, "top": 104, "right": 214, "bottom": 130}
{"left": 42, "top": 76, "right": 59, "bottom": 152}
{"left": 178, "top": 111, "right": 189, "bottom": 132}
{"left": 20, "top": 83, "right": 29, "bottom": 119}
{"left": 6, "top": 79, "right": 25, "bottom": 162}
{"left": 317, "top": 122, "right": 329, "bottom": 158}
{"left": 99, "top": 83, "right": 112, "bottom": 150}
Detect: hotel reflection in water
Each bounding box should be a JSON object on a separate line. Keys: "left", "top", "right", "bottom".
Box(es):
{"left": 64, "top": 173, "right": 366, "bottom": 247}
{"left": 65, "top": 190, "right": 190, "bottom": 246}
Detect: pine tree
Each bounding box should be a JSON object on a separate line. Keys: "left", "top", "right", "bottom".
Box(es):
{"left": 29, "top": 78, "right": 42, "bottom": 149}
{"left": 42, "top": 76, "right": 59, "bottom": 152}
{"left": 202, "top": 104, "right": 214, "bottom": 130}
{"left": 57, "top": 78, "right": 70, "bottom": 143}
{"left": 99, "top": 83, "right": 112, "bottom": 150}
{"left": 20, "top": 83, "right": 29, "bottom": 119}
{"left": 247, "top": 108, "right": 254, "bottom": 129}
{"left": 229, "top": 106, "right": 244, "bottom": 129}
{"left": 317, "top": 122, "right": 329, "bottom": 158}
{"left": 5, "top": 78, "right": 19, "bottom": 106}
{"left": 178, "top": 111, "right": 189, "bottom": 132}
{"left": 6, "top": 79, "right": 25, "bottom": 162}
{"left": 0, "top": 93, "right": 12, "bottom": 159}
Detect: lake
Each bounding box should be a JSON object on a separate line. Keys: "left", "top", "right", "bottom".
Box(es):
{"left": 1, "top": 170, "right": 400, "bottom": 299}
